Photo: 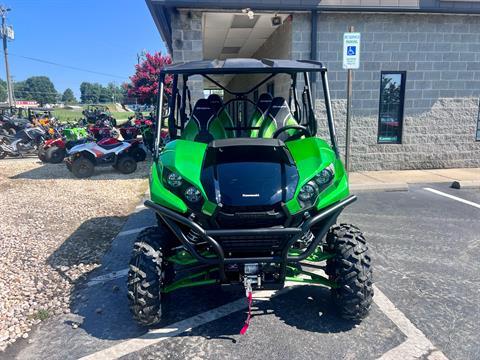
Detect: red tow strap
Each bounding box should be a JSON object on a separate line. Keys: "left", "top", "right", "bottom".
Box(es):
{"left": 240, "top": 290, "right": 253, "bottom": 335}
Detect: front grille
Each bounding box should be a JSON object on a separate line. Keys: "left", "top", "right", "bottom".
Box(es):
{"left": 216, "top": 204, "right": 286, "bottom": 229}
{"left": 217, "top": 234, "right": 292, "bottom": 257}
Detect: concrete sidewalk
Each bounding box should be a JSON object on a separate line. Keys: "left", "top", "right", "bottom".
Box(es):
{"left": 349, "top": 167, "right": 480, "bottom": 192}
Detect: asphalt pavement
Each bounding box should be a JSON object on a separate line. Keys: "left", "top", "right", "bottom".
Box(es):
{"left": 8, "top": 183, "right": 480, "bottom": 360}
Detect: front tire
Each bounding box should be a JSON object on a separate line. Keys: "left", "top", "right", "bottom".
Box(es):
{"left": 325, "top": 224, "right": 373, "bottom": 321}
{"left": 45, "top": 146, "right": 66, "bottom": 164}
{"left": 127, "top": 226, "right": 174, "bottom": 326}
{"left": 116, "top": 155, "right": 137, "bottom": 174}
{"left": 131, "top": 147, "right": 147, "bottom": 162}
{"left": 71, "top": 156, "right": 95, "bottom": 178}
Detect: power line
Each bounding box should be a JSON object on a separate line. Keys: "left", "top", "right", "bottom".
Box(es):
{"left": 4, "top": 52, "right": 129, "bottom": 80}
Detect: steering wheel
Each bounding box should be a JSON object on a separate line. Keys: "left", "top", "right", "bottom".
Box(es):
{"left": 272, "top": 125, "right": 311, "bottom": 141}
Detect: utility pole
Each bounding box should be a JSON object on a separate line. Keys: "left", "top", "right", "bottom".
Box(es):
{"left": 0, "top": 5, "right": 13, "bottom": 107}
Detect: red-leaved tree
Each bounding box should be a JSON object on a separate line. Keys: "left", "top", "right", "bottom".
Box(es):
{"left": 125, "top": 52, "right": 173, "bottom": 105}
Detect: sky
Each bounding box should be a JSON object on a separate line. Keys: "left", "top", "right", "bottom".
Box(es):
{"left": 2, "top": 0, "right": 166, "bottom": 98}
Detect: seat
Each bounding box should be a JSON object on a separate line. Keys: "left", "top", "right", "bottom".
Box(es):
{"left": 97, "top": 138, "right": 123, "bottom": 150}
{"left": 181, "top": 99, "right": 227, "bottom": 143}
{"left": 257, "top": 97, "right": 299, "bottom": 140}
{"left": 248, "top": 93, "right": 272, "bottom": 137}
{"left": 208, "top": 94, "right": 235, "bottom": 138}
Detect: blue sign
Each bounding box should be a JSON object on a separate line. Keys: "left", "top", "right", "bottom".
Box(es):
{"left": 347, "top": 46, "right": 356, "bottom": 56}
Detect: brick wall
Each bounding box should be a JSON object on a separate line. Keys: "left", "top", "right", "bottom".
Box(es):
{"left": 299, "top": 12, "right": 480, "bottom": 170}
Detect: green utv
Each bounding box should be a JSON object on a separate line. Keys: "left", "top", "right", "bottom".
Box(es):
{"left": 128, "top": 59, "right": 373, "bottom": 328}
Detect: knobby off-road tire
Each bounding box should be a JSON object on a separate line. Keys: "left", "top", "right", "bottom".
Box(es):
{"left": 38, "top": 146, "right": 47, "bottom": 162}
{"left": 71, "top": 156, "right": 95, "bottom": 178}
{"left": 127, "top": 226, "right": 174, "bottom": 326}
{"left": 45, "top": 146, "right": 66, "bottom": 164}
{"left": 325, "top": 224, "right": 373, "bottom": 321}
{"left": 116, "top": 155, "right": 137, "bottom": 174}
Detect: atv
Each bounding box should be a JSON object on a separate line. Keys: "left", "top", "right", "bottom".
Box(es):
{"left": 127, "top": 59, "right": 373, "bottom": 329}
{"left": 38, "top": 127, "right": 89, "bottom": 164}
{"left": 65, "top": 137, "right": 147, "bottom": 178}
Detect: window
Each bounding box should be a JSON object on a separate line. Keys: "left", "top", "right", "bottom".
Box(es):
{"left": 267, "top": 82, "right": 275, "bottom": 97}
{"left": 378, "top": 72, "right": 406, "bottom": 144}
{"left": 476, "top": 100, "right": 480, "bottom": 141}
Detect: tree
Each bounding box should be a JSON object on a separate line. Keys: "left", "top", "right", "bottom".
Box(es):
{"left": 107, "top": 82, "right": 126, "bottom": 103}
{"left": 80, "top": 82, "right": 101, "bottom": 104}
{"left": 16, "top": 76, "right": 58, "bottom": 105}
{"left": 125, "top": 52, "right": 172, "bottom": 105}
{"left": 61, "top": 88, "right": 77, "bottom": 104}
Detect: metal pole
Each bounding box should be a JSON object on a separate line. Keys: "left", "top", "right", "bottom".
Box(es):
{"left": 1, "top": 6, "right": 13, "bottom": 107}
{"left": 345, "top": 25, "right": 354, "bottom": 174}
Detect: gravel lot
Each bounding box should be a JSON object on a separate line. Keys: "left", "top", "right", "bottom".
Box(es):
{"left": 0, "top": 157, "right": 149, "bottom": 351}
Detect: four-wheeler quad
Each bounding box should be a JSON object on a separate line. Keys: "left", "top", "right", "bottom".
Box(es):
{"left": 82, "top": 105, "right": 117, "bottom": 127}
{"left": 127, "top": 59, "right": 373, "bottom": 329}
{"left": 38, "top": 127, "right": 89, "bottom": 164}
{"left": 66, "top": 137, "right": 147, "bottom": 178}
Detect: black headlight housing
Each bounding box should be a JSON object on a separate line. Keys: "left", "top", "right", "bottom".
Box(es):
{"left": 162, "top": 168, "right": 205, "bottom": 211}
{"left": 298, "top": 164, "right": 335, "bottom": 208}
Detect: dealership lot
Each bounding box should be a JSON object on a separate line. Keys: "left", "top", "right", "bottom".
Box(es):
{"left": 11, "top": 183, "right": 480, "bottom": 360}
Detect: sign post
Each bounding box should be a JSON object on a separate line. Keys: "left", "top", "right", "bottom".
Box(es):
{"left": 343, "top": 27, "right": 360, "bottom": 174}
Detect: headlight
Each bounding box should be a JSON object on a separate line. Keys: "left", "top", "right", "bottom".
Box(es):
{"left": 167, "top": 172, "right": 183, "bottom": 188}
{"left": 298, "top": 164, "right": 335, "bottom": 208}
{"left": 299, "top": 182, "right": 318, "bottom": 202}
{"left": 314, "top": 164, "right": 334, "bottom": 187}
{"left": 184, "top": 186, "right": 202, "bottom": 203}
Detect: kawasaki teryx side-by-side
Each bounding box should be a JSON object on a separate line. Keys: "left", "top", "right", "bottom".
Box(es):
{"left": 127, "top": 59, "right": 373, "bottom": 329}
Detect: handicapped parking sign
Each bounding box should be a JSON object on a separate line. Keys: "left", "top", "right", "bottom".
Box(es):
{"left": 343, "top": 33, "right": 361, "bottom": 69}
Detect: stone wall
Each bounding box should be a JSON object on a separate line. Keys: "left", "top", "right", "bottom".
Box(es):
{"left": 305, "top": 12, "right": 480, "bottom": 170}
{"left": 171, "top": 9, "right": 204, "bottom": 102}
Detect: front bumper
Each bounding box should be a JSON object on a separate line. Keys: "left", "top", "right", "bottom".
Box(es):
{"left": 145, "top": 195, "right": 357, "bottom": 281}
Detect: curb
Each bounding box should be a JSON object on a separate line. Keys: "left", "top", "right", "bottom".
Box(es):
{"left": 350, "top": 183, "right": 409, "bottom": 192}
{"left": 451, "top": 180, "right": 480, "bottom": 189}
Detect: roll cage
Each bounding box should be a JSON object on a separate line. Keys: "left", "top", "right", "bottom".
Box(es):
{"left": 154, "top": 58, "right": 339, "bottom": 158}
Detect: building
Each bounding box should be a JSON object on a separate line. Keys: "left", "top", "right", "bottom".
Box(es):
{"left": 146, "top": 0, "right": 480, "bottom": 171}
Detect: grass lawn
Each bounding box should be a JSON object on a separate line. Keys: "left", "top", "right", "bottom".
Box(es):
{"left": 52, "top": 104, "right": 134, "bottom": 124}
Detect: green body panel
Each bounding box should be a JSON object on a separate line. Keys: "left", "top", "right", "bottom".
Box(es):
{"left": 150, "top": 137, "right": 348, "bottom": 216}
{"left": 181, "top": 118, "right": 228, "bottom": 141}
{"left": 63, "top": 127, "right": 88, "bottom": 141}
{"left": 285, "top": 137, "right": 349, "bottom": 215}
{"left": 150, "top": 162, "right": 188, "bottom": 213}
{"left": 150, "top": 140, "right": 214, "bottom": 214}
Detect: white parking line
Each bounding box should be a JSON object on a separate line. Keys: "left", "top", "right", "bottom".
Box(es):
{"left": 373, "top": 285, "right": 448, "bottom": 360}
{"left": 424, "top": 187, "right": 480, "bottom": 209}
{"left": 83, "top": 264, "right": 448, "bottom": 360}
{"left": 80, "top": 286, "right": 297, "bottom": 360}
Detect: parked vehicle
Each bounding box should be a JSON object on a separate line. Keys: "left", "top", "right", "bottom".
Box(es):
{"left": 0, "top": 126, "right": 46, "bottom": 158}
{"left": 0, "top": 113, "right": 31, "bottom": 135}
{"left": 38, "top": 127, "right": 89, "bottom": 164}
{"left": 82, "top": 105, "right": 117, "bottom": 127}
{"left": 127, "top": 59, "right": 373, "bottom": 331}
{"left": 65, "top": 137, "right": 147, "bottom": 178}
